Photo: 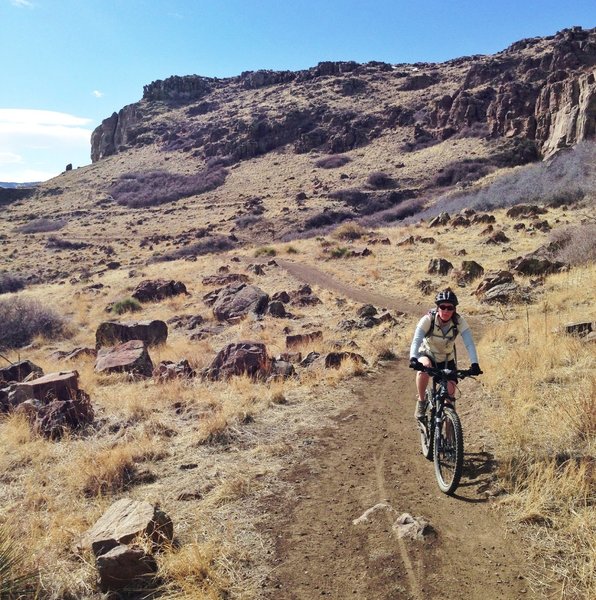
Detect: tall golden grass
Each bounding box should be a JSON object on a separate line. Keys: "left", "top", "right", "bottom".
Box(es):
{"left": 478, "top": 264, "right": 595, "bottom": 599}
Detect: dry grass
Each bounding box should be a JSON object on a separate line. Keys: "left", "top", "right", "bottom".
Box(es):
{"left": 0, "top": 178, "right": 593, "bottom": 598}
{"left": 478, "top": 264, "right": 596, "bottom": 599}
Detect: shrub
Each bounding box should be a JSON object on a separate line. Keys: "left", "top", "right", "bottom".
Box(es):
{"left": 304, "top": 210, "right": 353, "bottom": 230}
{"left": 45, "top": 236, "right": 90, "bottom": 250}
{"left": 0, "top": 297, "right": 69, "bottom": 350}
{"left": 286, "top": 246, "right": 299, "bottom": 254}
{"left": 332, "top": 221, "right": 367, "bottom": 241}
{"left": 366, "top": 171, "right": 394, "bottom": 189}
{"left": 112, "top": 297, "right": 142, "bottom": 315}
{"left": 550, "top": 224, "right": 596, "bottom": 266}
{"left": 254, "top": 247, "right": 276, "bottom": 257}
{"left": 433, "top": 159, "right": 493, "bottom": 187}
{"left": 329, "top": 246, "right": 350, "bottom": 258}
{"left": 14, "top": 218, "right": 67, "bottom": 234}
{"left": 314, "top": 155, "right": 351, "bottom": 169}
{"left": 108, "top": 167, "right": 228, "bottom": 208}
{"left": 328, "top": 188, "right": 367, "bottom": 206}
{"left": 150, "top": 235, "right": 235, "bottom": 263}
{"left": 0, "top": 272, "right": 25, "bottom": 295}
{"left": 235, "top": 215, "right": 262, "bottom": 229}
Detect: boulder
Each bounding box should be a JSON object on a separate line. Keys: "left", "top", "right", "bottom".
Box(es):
{"left": 428, "top": 212, "right": 450, "bottom": 227}
{"left": 97, "top": 544, "right": 157, "bottom": 592}
{"left": 267, "top": 301, "right": 287, "bottom": 318}
{"left": 95, "top": 340, "right": 154, "bottom": 377}
{"left": 201, "top": 273, "right": 249, "bottom": 286}
{"left": 485, "top": 230, "right": 510, "bottom": 244}
{"left": 203, "top": 341, "right": 270, "bottom": 381}
{"left": 153, "top": 360, "right": 196, "bottom": 382}
{"left": 506, "top": 204, "right": 547, "bottom": 219}
{"left": 166, "top": 314, "right": 205, "bottom": 330}
{"left": 427, "top": 258, "right": 454, "bottom": 275}
{"left": 286, "top": 331, "right": 323, "bottom": 348}
{"left": 50, "top": 347, "right": 97, "bottom": 362}
{"left": 458, "top": 260, "right": 485, "bottom": 284}
{"left": 324, "top": 352, "right": 367, "bottom": 369}
{"left": 77, "top": 498, "right": 173, "bottom": 557}
{"left": 474, "top": 271, "right": 515, "bottom": 296}
{"left": 211, "top": 282, "right": 269, "bottom": 322}
{"left": 95, "top": 320, "right": 168, "bottom": 348}
{"left": 510, "top": 256, "right": 565, "bottom": 276}
{"left": 27, "top": 391, "right": 94, "bottom": 439}
{"left": 131, "top": 279, "right": 188, "bottom": 302}
{"left": 563, "top": 321, "right": 594, "bottom": 338}
{"left": 15, "top": 370, "right": 79, "bottom": 402}
{"left": 0, "top": 360, "right": 43, "bottom": 384}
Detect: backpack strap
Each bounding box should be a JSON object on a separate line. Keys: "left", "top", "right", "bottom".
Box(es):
{"left": 425, "top": 309, "right": 459, "bottom": 339}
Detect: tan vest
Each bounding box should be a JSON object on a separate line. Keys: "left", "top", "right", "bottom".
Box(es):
{"left": 419, "top": 312, "right": 467, "bottom": 362}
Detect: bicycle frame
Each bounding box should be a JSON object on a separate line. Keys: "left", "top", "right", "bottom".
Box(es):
{"left": 415, "top": 365, "right": 478, "bottom": 494}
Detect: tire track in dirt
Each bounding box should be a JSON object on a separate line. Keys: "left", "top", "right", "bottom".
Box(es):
{"left": 259, "top": 260, "right": 536, "bottom": 599}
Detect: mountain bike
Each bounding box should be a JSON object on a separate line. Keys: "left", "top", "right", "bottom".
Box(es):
{"left": 414, "top": 365, "right": 482, "bottom": 495}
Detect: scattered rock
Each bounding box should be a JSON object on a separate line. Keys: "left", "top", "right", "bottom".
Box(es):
{"left": 167, "top": 314, "right": 205, "bottom": 330}
{"left": 428, "top": 212, "right": 450, "bottom": 227}
{"left": 427, "top": 258, "right": 453, "bottom": 275}
{"left": 324, "top": 352, "right": 367, "bottom": 369}
{"left": 203, "top": 341, "right": 270, "bottom": 380}
{"left": 286, "top": 331, "right": 323, "bottom": 348}
{"left": 211, "top": 282, "right": 269, "bottom": 322}
{"left": 202, "top": 273, "right": 249, "bottom": 286}
{"left": 0, "top": 360, "right": 43, "bottom": 384}
{"left": 131, "top": 278, "right": 188, "bottom": 302}
{"left": 153, "top": 359, "right": 196, "bottom": 382}
{"left": 485, "top": 230, "right": 510, "bottom": 244}
{"left": 563, "top": 321, "right": 594, "bottom": 338}
{"left": 392, "top": 513, "right": 435, "bottom": 540}
{"left": 510, "top": 256, "right": 566, "bottom": 276}
{"left": 96, "top": 544, "right": 157, "bottom": 593}
{"left": 95, "top": 340, "right": 154, "bottom": 377}
{"left": 95, "top": 320, "right": 168, "bottom": 348}
{"left": 506, "top": 204, "right": 547, "bottom": 219}
{"left": 457, "top": 260, "right": 485, "bottom": 284}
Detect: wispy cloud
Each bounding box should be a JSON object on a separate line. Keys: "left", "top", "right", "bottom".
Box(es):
{"left": 0, "top": 109, "right": 93, "bottom": 182}
{"left": 10, "top": 0, "right": 34, "bottom": 8}
{"left": 92, "top": 90, "right": 104, "bottom": 98}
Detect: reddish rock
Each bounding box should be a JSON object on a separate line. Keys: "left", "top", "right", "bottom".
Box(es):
{"left": 16, "top": 370, "right": 79, "bottom": 402}
{"left": 203, "top": 341, "right": 270, "bottom": 380}
{"left": 286, "top": 331, "right": 323, "bottom": 349}
{"left": 97, "top": 545, "right": 157, "bottom": 592}
{"left": 95, "top": 320, "right": 168, "bottom": 348}
{"left": 0, "top": 360, "right": 43, "bottom": 384}
{"left": 131, "top": 278, "right": 188, "bottom": 302}
{"left": 95, "top": 340, "right": 154, "bottom": 377}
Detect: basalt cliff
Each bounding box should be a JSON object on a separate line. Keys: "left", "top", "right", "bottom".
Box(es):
{"left": 91, "top": 26, "right": 595, "bottom": 164}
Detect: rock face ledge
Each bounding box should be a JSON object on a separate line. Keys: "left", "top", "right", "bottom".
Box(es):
{"left": 91, "top": 27, "right": 595, "bottom": 163}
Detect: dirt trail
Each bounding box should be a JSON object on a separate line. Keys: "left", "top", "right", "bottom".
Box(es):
{"left": 260, "top": 260, "right": 535, "bottom": 599}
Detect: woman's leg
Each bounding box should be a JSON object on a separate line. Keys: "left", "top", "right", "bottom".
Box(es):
{"left": 415, "top": 356, "right": 433, "bottom": 418}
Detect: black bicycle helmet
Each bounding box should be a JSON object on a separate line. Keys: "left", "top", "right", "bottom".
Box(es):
{"left": 435, "top": 289, "right": 458, "bottom": 306}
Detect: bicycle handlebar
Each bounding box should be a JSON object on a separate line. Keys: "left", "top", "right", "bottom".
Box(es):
{"left": 410, "top": 363, "right": 483, "bottom": 378}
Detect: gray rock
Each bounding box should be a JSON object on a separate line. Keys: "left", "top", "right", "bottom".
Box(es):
{"left": 95, "top": 340, "right": 153, "bottom": 377}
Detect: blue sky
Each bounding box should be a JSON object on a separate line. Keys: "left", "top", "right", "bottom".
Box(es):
{"left": 1, "top": 0, "right": 594, "bottom": 183}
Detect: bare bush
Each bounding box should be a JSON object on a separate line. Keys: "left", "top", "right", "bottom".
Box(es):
{"left": 433, "top": 159, "right": 493, "bottom": 187}
{"left": 304, "top": 210, "right": 353, "bottom": 230}
{"left": 332, "top": 221, "right": 367, "bottom": 240}
{"left": 109, "top": 167, "right": 228, "bottom": 208}
{"left": 45, "top": 236, "right": 90, "bottom": 250}
{"left": 14, "top": 218, "right": 67, "bottom": 234}
{"left": 550, "top": 223, "right": 596, "bottom": 266}
{"left": 234, "top": 215, "right": 262, "bottom": 229}
{"left": 0, "top": 272, "right": 25, "bottom": 294}
{"left": 404, "top": 141, "right": 595, "bottom": 223}
{"left": 366, "top": 171, "right": 394, "bottom": 189}
{"left": 314, "top": 155, "right": 351, "bottom": 169}
{"left": 150, "top": 236, "right": 236, "bottom": 263}
{"left": 0, "top": 297, "right": 70, "bottom": 350}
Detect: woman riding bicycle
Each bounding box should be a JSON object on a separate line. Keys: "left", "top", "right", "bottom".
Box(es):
{"left": 409, "top": 288, "right": 481, "bottom": 420}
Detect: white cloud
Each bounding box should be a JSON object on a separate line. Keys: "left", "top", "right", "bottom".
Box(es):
{"left": 92, "top": 90, "right": 104, "bottom": 98}
{"left": 0, "top": 109, "right": 93, "bottom": 182}
{"left": 10, "top": 0, "right": 34, "bottom": 8}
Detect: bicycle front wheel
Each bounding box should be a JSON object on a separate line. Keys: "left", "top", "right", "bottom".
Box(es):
{"left": 433, "top": 407, "right": 464, "bottom": 494}
{"left": 419, "top": 389, "right": 434, "bottom": 461}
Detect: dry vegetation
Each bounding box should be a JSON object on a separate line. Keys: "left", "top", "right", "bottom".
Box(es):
{"left": 1, "top": 179, "right": 594, "bottom": 597}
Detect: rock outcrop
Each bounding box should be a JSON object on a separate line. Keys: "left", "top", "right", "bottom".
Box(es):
{"left": 90, "top": 28, "right": 596, "bottom": 165}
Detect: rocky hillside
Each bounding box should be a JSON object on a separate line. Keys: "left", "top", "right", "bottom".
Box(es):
{"left": 92, "top": 26, "right": 595, "bottom": 163}
{"left": 1, "top": 26, "right": 594, "bottom": 285}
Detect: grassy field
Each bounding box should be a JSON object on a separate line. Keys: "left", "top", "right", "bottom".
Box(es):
{"left": 1, "top": 183, "right": 594, "bottom": 598}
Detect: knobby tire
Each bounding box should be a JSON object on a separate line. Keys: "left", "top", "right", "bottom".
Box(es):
{"left": 419, "top": 389, "right": 434, "bottom": 461}
{"left": 434, "top": 407, "right": 464, "bottom": 494}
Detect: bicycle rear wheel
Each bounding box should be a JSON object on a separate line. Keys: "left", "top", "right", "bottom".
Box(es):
{"left": 419, "top": 389, "right": 434, "bottom": 460}
{"left": 433, "top": 407, "right": 464, "bottom": 494}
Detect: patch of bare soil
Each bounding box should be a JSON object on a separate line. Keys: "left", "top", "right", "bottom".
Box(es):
{"left": 257, "top": 261, "right": 536, "bottom": 599}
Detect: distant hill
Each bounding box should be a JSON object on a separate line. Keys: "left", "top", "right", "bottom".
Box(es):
{"left": 1, "top": 26, "right": 594, "bottom": 284}
{"left": 0, "top": 182, "right": 39, "bottom": 189}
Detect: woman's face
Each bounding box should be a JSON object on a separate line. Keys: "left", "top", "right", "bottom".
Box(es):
{"left": 437, "top": 304, "right": 455, "bottom": 320}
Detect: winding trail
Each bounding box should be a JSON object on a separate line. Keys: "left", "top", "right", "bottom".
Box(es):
{"left": 259, "top": 260, "right": 536, "bottom": 599}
